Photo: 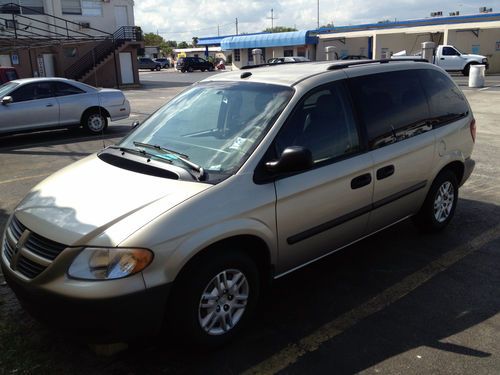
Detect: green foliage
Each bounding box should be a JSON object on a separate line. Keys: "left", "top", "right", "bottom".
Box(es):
{"left": 143, "top": 32, "right": 164, "bottom": 46}
{"left": 192, "top": 37, "right": 199, "bottom": 47}
{"left": 178, "top": 41, "right": 190, "bottom": 49}
{"left": 263, "top": 26, "right": 297, "bottom": 33}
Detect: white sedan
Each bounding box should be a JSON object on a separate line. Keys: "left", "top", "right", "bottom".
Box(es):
{"left": 0, "top": 77, "right": 130, "bottom": 135}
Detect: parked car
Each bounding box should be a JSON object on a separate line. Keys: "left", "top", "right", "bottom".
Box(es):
{"left": 393, "top": 45, "right": 488, "bottom": 76}
{"left": 0, "top": 77, "right": 130, "bottom": 135}
{"left": 138, "top": 57, "right": 162, "bottom": 71}
{"left": 267, "top": 56, "right": 310, "bottom": 64}
{"left": 1, "top": 61, "right": 475, "bottom": 347}
{"left": 340, "top": 55, "right": 369, "bottom": 60}
{"left": 154, "top": 58, "right": 170, "bottom": 69}
{"left": 0, "top": 67, "right": 19, "bottom": 84}
{"left": 176, "top": 57, "right": 214, "bottom": 72}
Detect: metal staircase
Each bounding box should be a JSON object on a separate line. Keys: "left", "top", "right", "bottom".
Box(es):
{"left": 64, "top": 26, "right": 142, "bottom": 81}
{"left": 0, "top": 3, "right": 143, "bottom": 86}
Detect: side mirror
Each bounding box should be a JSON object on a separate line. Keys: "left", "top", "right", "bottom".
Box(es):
{"left": 131, "top": 120, "right": 140, "bottom": 129}
{"left": 265, "top": 146, "right": 313, "bottom": 174}
{"left": 1, "top": 96, "right": 13, "bottom": 105}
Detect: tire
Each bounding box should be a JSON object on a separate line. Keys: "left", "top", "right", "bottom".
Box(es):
{"left": 201, "top": 68, "right": 206, "bottom": 72}
{"left": 150, "top": 68, "right": 155, "bottom": 71}
{"left": 462, "top": 63, "right": 475, "bottom": 76}
{"left": 168, "top": 249, "right": 260, "bottom": 349}
{"left": 156, "top": 65, "right": 161, "bottom": 71}
{"left": 413, "top": 170, "right": 459, "bottom": 232}
{"left": 81, "top": 109, "right": 108, "bottom": 135}
{"left": 181, "top": 68, "right": 186, "bottom": 73}
{"left": 208, "top": 66, "right": 214, "bottom": 72}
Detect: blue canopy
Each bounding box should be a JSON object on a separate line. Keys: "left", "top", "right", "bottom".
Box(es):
{"left": 220, "top": 30, "right": 317, "bottom": 50}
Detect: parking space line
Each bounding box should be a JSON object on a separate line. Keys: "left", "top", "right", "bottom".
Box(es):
{"left": 243, "top": 224, "right": 500, "bottom": 375}
{"left": 0, "top": 173, "right": 50, "bottom": 185}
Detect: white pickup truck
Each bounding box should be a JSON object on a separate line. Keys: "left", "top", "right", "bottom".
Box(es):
{"left": 393, "top": 45, "right": 488, "bottom": 76}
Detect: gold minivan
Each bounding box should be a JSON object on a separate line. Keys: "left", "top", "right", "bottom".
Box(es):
{"left": 1, "top": 60, "right": 475, "bottom": 346}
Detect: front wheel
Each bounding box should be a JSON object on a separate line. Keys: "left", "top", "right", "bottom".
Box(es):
{"left": 462, "top": 63, "right": 476, "bottom": 76}
{"left": 413, "top": 170, "right": 458, "bottom": 232}
{"left": 168, "top": 250, "right": 260, "bottom": 348}
{"left": 156, "top": 65, "right": 161, "bottom": 71}
{"left": 82, "top": 110, "right": 108, "bottom": 134}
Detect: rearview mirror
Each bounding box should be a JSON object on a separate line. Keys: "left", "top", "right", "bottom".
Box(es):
{"left": 1, "top": 96, "right": 13, "bottom": 105}
{"left": 131, "top": 120, "right": 140, "bottom": 129}
{"left": 265, "top": 146, "right": 313, "bottom": 174}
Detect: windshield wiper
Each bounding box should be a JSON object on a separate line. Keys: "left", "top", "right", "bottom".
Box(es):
{"left": 133, "top": 141, "right": 205, "bottom": 180}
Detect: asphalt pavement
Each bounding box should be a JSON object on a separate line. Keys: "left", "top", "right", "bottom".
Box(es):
{"left": 0, "top": 69, "right": 499, "bottom": 374}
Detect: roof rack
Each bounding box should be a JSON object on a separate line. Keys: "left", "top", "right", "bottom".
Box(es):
{"left": 241, "top": 61, "right": 312, "bottom": 70}
{"left": 327, "top": 58, "right": 428, "bottom": 70}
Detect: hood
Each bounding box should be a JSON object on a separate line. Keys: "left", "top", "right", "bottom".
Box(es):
{"left": 14, "top": 154, "right": 211, "bottom": 247}
{"left": 462, "top": 53, "right": 486, "bottom": 60}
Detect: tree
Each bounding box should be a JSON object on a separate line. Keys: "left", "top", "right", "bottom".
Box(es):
{"left": 263, "top": 26, "right": 297, "bottom": 33}
{"left": 319, "top": 23, "right": 334, "bottom": 29}
{"left": 192, "top": 37, "right": 199, "bottom": 47}
{"left": 143, "top": 32, "right": 164, "bottom": 46}
{"left": 165, "top": 40, "right": 177, "bottom": 48}
{"left": 178, "top": 41, "right": 189, "bottom": 49}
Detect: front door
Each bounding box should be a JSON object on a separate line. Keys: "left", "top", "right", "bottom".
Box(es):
{"left": 1, "top": 82, "right": 59, "bottom": 132}
{"left": 272, "top": 81, "right": 374, "bottom": 275}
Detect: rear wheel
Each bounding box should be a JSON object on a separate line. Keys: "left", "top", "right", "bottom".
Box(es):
{"left": 168, "top": 249, "right": 260, "bottom": 348}
{"left": 156, "top": 65, "right": 161, "bottom": 71}
{"left": 413, "top": 170, "right": 458, "bottom": 232}
{"left": 82, "top": 109, "right": 108, "bottom": 135}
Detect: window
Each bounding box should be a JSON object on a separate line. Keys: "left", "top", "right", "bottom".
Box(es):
{"left": 418, "top": 69, "right": 469, "bottom": 124}
{"left": 11, "top": 82, "right": 53, "bottom": 102}
{"left": 349, "top": 70, "right": 429, "bottom": 149}
{"left": 0, "top": 0, "right": 43, "bottom": 14}
{"left": 54, "top": 82, "right": 85, "bottom": 97}
{"left": 442, "top": 47, "right": 460, "bottom": 56}
{"left": 61, "top": 0, "right": 81, "bottom": 15}
{"left": 274, "top": 81, "right": 360, "bottom": 164}
{"left": 234, "top": 49, "right": 240, "bottom": 62}
{"left": 284, "top": 48, "right": 294, "bottom": 57}
{"left": 247, "top": 48, "right": 253, "bottom": 64}
{"left": 82, "top": 0, "right": 102, "bottom": 16}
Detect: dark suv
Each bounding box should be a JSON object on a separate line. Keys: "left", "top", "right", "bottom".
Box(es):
{"left": 138, "top": 57, "right": 161, "bottom": 71}
{"left": 176, "top": 57, "right": 214, "bottom": 72}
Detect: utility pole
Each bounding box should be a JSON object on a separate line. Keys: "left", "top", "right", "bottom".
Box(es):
{"left": 267, "top": 8, "right": 277, "bottom": 32}
{"left": 317, "top": 0, "right": 320, "bottom": 29}
{"left": 217, "top": 24, "right": 220, "bottom": 36}
{"left": 235, "top": 18, "right": 238, "bottom": 35}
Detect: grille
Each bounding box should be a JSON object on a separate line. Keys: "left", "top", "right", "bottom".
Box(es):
{"left": 3, "top": 216, "right": 68, "bottom": 280}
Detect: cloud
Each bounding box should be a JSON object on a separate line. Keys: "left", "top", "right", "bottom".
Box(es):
{"left": 134, "top": 1, "right": 496, "bottom": 42}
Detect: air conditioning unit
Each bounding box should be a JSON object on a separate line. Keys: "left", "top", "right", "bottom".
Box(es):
{"left": 79, "top": 22, "right": 90, "bottom": 29}
{"left": 479, "top": 7, "right": 493, "bottom": 13}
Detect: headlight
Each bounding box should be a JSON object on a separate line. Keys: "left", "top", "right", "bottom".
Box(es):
{"left": 68, "top": 247, "right": 153, "bottom": 280}
{"left": 482, "top": 58, "right": 488, "bottom": 63}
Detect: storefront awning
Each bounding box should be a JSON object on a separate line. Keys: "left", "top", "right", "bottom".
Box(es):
{"left": 220, "top": 30, "right": 318, "bottom": 50}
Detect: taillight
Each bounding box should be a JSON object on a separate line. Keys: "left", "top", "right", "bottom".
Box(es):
{"left": 470, "top": 118, "right": 476, "bottom": 143}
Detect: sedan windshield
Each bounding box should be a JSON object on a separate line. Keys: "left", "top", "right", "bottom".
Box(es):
{"left": 119, "top": 81, "right": 293, "bottom": 181}
{"left": 0, "top": 82, "right": 18, "bottom": 98}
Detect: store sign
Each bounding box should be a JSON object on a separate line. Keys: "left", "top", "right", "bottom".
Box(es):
{"left": 11, "top": 54, "right": 19, "bottom": 65}
{"left": 37, "top": 56, "right": 45, "bottom": 77}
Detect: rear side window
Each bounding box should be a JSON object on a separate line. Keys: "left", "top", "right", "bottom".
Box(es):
{"left": 349, "top": 70, "right": 429, "bottom": 149}
{"left": 54, "top": 82, "right": 85, "bottom": 96}
{"left": 417, "top": 69, "right": 469, "bottom": 125}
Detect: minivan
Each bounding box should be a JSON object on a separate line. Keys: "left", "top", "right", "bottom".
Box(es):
{"left": 1, "top": 60, "right": 475, "bottom": 347}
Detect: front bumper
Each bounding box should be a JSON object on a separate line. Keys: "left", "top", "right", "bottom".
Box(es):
{"left": 1, "top": 260, "right": 171, "bottom": 343}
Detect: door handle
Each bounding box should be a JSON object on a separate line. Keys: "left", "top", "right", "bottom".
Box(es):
{"left": 376, "top": 165, "right": 395, "bottom": 180}
{"left": 440, "top": 58, "right": 445, "bottom": 60}
{"left": 351, "top": 173, "right": 372, "bottom": 189}
{"left": 46, "top": 103, "right": 54, "bottom": 107}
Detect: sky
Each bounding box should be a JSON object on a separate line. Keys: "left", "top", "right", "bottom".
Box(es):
{"left": 134, "top": 1, "right": 496, "bottom": 42}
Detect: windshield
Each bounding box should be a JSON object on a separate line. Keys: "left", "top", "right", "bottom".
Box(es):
{"left": 119, "top": 81, "right": 293, "bottom": 181}
{"left": 0, "top": 82, "right": 18, "bottom": 97}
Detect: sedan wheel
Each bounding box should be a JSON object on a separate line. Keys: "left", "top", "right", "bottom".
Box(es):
{"left": 83, "top": 110, "right": 108, "bottom": 134}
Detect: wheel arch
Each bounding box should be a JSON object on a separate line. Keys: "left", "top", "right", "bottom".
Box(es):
{"left": 81, "top": 106, "right": 111, "bottom": 123}
{"left": 439, "top": 160, "right": 465, "bottom": 185}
